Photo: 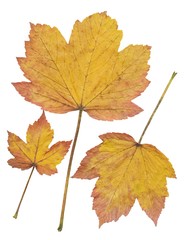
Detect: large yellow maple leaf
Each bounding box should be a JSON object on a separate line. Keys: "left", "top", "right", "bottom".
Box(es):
{"left": 13, "top": 12, "right": 150, "bottom": 120}
{"left": 73, "top": 133, "right": 176, "bottom": 227}
{"left": 8, "top": 112, "right": 71, "bottom": 175}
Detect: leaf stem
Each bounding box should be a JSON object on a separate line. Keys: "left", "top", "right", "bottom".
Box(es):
{"left": 13, "top": 166, "right": 35, "bottom": 219}
{"left": 138, "top": 72, "right": 177, "bottom": 144}
{"left": 58, "top": 109, "right": 83, "bottom": 231}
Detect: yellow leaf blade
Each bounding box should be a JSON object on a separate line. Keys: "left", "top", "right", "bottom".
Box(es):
{"left": 13, "top": 12, "right": 151, "bottom": 120}
{"left": 8, "top": 112, "right": 71, "bottom": 175}
{"left": 73, "top": 133, "right": 176, "bottom": 226}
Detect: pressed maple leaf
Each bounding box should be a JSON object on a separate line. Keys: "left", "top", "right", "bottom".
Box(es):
{"left": 73, "top": 132, "right": 176, "bottom": 227}
{"left": 8, "top": 112, "right": 71, "bottom": 175}
{"left": 8, "top": 111, "right": 71, "bottom": 219}
{"left": 13, "top": 12, "right": 150, "bottom": 121}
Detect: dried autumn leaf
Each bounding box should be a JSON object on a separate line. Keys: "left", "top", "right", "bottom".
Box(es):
{"left": 8, "top": 112, "right": 71, "bottom": 175}
{"left": 73, "top": 132, "right": 176, "bottom": 227}
{"left": 13, "top": 12, "right": 151, "bottom": 120}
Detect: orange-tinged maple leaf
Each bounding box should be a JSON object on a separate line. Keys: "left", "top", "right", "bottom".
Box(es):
{"left": 8, "top": 112, "right": 71, "bottom": 175}
{"left": 73, "top": 133, "right": 176, "bottom": 227}
{"left": 13, "top": 12, "right": 150, "bottom": 120}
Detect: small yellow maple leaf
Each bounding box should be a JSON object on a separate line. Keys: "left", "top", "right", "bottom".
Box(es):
{"left": 13, "top": 12, "right": 150, "bottom": 120}
{"left": 73, "top": 133, "right": 176, "bottom": 227}
{"left": 8, "top": 112, "right": 71, "bottom": 175}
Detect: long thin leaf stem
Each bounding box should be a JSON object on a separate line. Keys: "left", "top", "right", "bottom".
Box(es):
{"left": 138, "top": 72, "right": 177, "bottom": 144}
{"left": 13, "top": 166, "right": 35, "bottom": 219}
{"left": 58, "top": 109, "right": 83, "bottom": 231}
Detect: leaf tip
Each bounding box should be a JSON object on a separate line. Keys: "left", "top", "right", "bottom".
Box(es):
{"left": 98, "top": 221, "right": 103, "bottom": 228}
{"left": 7, "top": 130, "right": 11, "bottom": 135}
{"left": 29, "top": 22, "right": 35, "bottom": 29}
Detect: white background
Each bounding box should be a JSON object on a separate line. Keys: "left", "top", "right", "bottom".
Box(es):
{"left": 0, "top": 0, "right": 184, "bottom": 239}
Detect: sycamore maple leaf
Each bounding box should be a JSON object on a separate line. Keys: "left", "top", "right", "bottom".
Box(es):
{"left": 8, "top": 112, "right": 71, "bottom": 175}
{"left": 13, "top": 12, "right": 150, "bottom": 120}
{"left": 73, "top": 133, "right": 176, "bottom": 227}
